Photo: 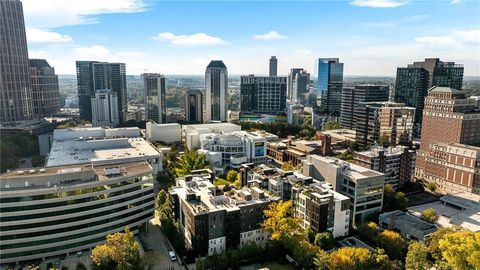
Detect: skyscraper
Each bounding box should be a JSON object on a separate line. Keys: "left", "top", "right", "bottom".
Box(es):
{"left": 205, "top": 60, "right": 228, "bottom": 122}
{"left": 0, "top": 0, "right": 33, "bottom": 122}
{"left": 394, "top": 58, "right": 464, "bottom": 135}
{"left": 29, "top": 59, "right": 61, "bottom": 117}
{"left": 317, "top": 58, "right": 344, "bottom": 115}
{"left": 185, "top": 90, "right": 203, "bottom": 123}
{"left": 143, "top": 73, "right": 166, "bottom": 124}
{"left": 287, "top": 68, "right": 310, "bottom": 104}
{"left": 76, "top": 61, "right": 127, "bottom": 123}
{"left": 269, "top": 56, "right": 278, "bottom": 77}
{"left": 339, "top": 85, "right": 390, "bottom": 129}
{"left": 240, "top": 75, "right": 287, "bottom": 114}
{"left": 91, "top": 89, "right": 119, "bottom": 127}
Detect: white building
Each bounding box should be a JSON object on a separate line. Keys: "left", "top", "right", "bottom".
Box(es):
{"left": 145, "top": 122, "right": 181, "bottom": 144}
{"left": 183, "top": 122, "right": 241, "bottom": 150}
{"left": 47, "top": 127, "right": 162, "bottom": 175}
{"left": 91, "top": 90, "right": 119, "bottom": 127}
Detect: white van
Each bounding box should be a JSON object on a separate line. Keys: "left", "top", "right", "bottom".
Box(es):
{"left": 169, "top": 251, "right": 177, "bottom": 261}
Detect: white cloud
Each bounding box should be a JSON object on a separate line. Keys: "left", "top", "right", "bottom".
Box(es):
{"left": 252, "top": 31, "right": 287, "bottom": 40}
{"left": 26, "top": 28, "right": 73, "bottom": 44}
{"left": 22, "top": 0, "right": 145, "bottom": 28}
{"left": 451, "top": 0, "right": 461, "bottom": 4}
{"left": 75, "top": 45, "right": 111, "bottom": 59}
{"left": 350, "top": 0, "right": 406, "bottom": 8}
{"left": 152, "top": 32, "right": 228, "bottom": 46}
{"left": 415, "top": 29, "right": 480, "bottom": 46}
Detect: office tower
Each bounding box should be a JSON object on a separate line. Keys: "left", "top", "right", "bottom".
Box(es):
{"left": 205, "top": 60, "right": 228, "bottom": 122}
{"left": 29, "top": 59, "right": 61, "bottom": 117}
{"left": 355, "top": 145, "right": 416, "bottom": 190}
{"left": 240, "top": 75, "right": 287, "bottom": 113}
{"left": 339, "top": 85, "right": 390, "bottom": 129}
{"left": 317, "top": 58, "right": 344, "bottom": 115}
{"left": 355, "top": 102, "right": 415, "bottom": 149}
{"left": 91, "top": 89, "right": 119, "bottom": 127}
{"left": 0, "top": 0, "right": 33, "bottom": 122}
{"left": 76, "top": 61, "right": 127, "bottom": 123}
{"left": 394, "top": 58, "right": 464, "bottom": 134}
{"left": 185, "top": 89, "right": 203, "bottom": 123}
{"left": 269, "top": 56, "right": 277, "bottom": 76}
{"left": 143, "top": 73, "right": 166, "bottom": 124}
{"left": 288, "top": 68, "right": 310, "bottom": 104}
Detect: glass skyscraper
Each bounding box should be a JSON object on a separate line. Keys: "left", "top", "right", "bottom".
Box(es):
{"left": 316, "top": 58, "right": 344, "bottom": 115}
{"left": 205, "top": 60, "right": 228, "bottom": 122}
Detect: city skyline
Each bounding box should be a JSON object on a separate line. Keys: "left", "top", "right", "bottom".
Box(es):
{"left": 22, "top": 0, "right": 480, "bottom": 76}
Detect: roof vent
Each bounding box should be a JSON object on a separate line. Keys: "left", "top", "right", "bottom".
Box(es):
{"left": 17, "top": 170, "right": 24, "bottom": 175}
{"left": 39, "top": 169, "right": 46, "bottom": 173}
{"left": 29, "top": 170, "right": 36, "bottom": 174}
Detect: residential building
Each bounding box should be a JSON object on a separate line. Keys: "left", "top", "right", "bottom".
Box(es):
{"left": 317, "top": 58, "right": 344, "bottom": 115}
{"left": 287, "top": 102, "right": 304, "bottom": 125}
{"left": 91, "top": 90, "right": 119, "bottom": 127}
{"left": 379, "top": 211, "right": 437, "bottom": 242}
{"left": 267, "top": 138, "right": 331, "bottom": 166}
{"left": 354, "top": 102, "right": 415, "bottom": 149}
{"left": 355, "top": 145, "right": 416, "bottom": 189}
{"left": 240, "top": 75, "right": 287, "bottom": 122}
{"left": 76, "top": 61, "right": 127, "bottom": 123}
{"left": 170, "top": 173, "right": 278, "bottom": 256}
{"left": 145, "top": 122, "right": 181, "bottom": 144}
{"left": 46, "top": 127, "right": 162, "bottom": 176}
{"left": 301, "top": 155, "right": 385, "bottom": 225}
{"left": 205, "top": 60, "right": 228, "bottom": 122}
{"left": 0, "top": 0, "right": 33, "bottom": 122}
{"left": 143, "top": 73, "right": 166, "bottom": 124}
{"left": 185, "top": 89, "right": 203, "bottom": 123}
{"left": 394, "top": 58, "right": 464, "bottom": 134}
{"left": 340, "top": 85, "right": 389, "bottom": 129}
{"left": 269, "top": 56, "right": 277, "bottom": 77}
{"left": 287, "top": 68, "right": 302, "bottom": 101}
{"left": 0, "top": 161, "right": 155, "bottom": 264}
{"left": 29, "top": 59, "right": 61, "bottom": 117}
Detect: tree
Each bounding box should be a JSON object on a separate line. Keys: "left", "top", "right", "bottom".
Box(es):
{"left": 156, "top": 189, "right": 171, "bottom": 219}
{"left": 262, "top": 200, "right": 306, "bottom": 247}
{"left": 226, "top": 170, "right": 237, "bottom": 182}
{"left": 336, "top": 149, "right": 355, "bottom": 162}
{"left": 420, "top": 208, "right": 439, "bottom": 223}
{"left": 406, "top": 242, "right": 431, "bottom": 270}
{"left": 293, "top": 240, "right": 322, "bottom": 269}
{"left": 281, "top": 161, "right": 296, "bottom": 171}
{"left": 322, "top": 121, "right": 341, "bottom": 131}
{"left": 439, "top": 230, "right": 480, "bottom": 270}
{"left": 383, "top": 184, "right": 409, "bottom": 211}
{"left": 374, "top": 249, "right": 402, "bottom": 270}
{"left": 314, "top": 250, "right": 331, "bottom": 270}
{"left": 75, "top": 262, "right": 87, "bottom": 270}
{"left": 426, "top": 182, "right": 437, "bottom": 193}
{"left": 91, "top": 227, "right": 145, "bottom": 270}
{"left": 356, "top": 222, "right": 378, "bottom": 242}
{"left": 314, "top": 231, "right": 335, "bottom": 250}
{"left": 376, "top": 230, "right": 405, "bottom": 260}
{"left": 329, "top": 247, "right": 375, "bottom": 270}
{"left": 174, "top": 149, "right": 210, "bottom": 177}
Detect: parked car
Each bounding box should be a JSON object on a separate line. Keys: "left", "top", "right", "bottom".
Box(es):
{"left": 169, "top": 251, "right": 177, "bottom": 261}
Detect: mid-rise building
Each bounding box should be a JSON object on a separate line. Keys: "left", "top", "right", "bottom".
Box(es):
{"left": 170, "top": 172, "right": 278, "bottom": 256}
{"left": 185, "top": 89, "right": 203, "bottom": 123}
{"left": 29, "top": 59, "right": 61, "bottom": 117}
{"left": 354, "top": 102, "right": 415, "bottom": 149}
{"left": 143, "top": 73, "right": 166, "bottom": 124}
{"left": 183, "top": 122, "right": 242, "bottom": 149}
{"left": 269, "top": 56, "right": 277, "bottom": 77}
{"left": 76, "top": 61, "right": 127, "bottom": 123}
{"left": 0, "top": 161, "right": 155, "bottom": 264}
{"left": 301, "top": 155, "right": 385, "bottom": 225}
{"left": 205, "top": 61, "right": 228, "bottom": 122}
{"left": 340, "top": 85, "right": 389, "bottom": 129}
{"left": 355, "top": 145, "right": 416, "bottom": 189}
{"left": 240, "top": 75, "right": 287, "bottom": 121}
{"left": 395, "top": 58, "right": 464, "bottom": 134}
{"left": 267, "top": 138, "right": 331, "bottom": 166}
{"left": 91, "top": 90, "right": 119, "bottom": 127}
{"left": 0, "top": 0, "right": 33, "bottom": 122}
{"left": 317, "top": 58, "right": 344, "bottom": 115}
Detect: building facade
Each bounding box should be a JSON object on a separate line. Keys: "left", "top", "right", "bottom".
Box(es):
{"left": 354, "top": 102, "right": 415, "bottom": 149}
{"left": 0, "top": 0, "right": 33, "bottom": 122}
{"left": 91, "top": 90, "right": 119, "bottom": 127}
{"left": 185, "top": 89, "right": 203, "bottom": 123}
{"left": 267, "top": 138, "right": 331, "bottom": 166}
{"left": 394, "top": 58, "right": 464, "bottom": 135}
{"left": 355, "top": 145, "right": 416, "bottom": 190}
{"left": 205, "top": 61, "right": 228, "bottom": 122}
{"left": 240, "top": 75, "right": 287, "bottom": 116}
{"left": 0, "top": 161, "right": 155, "bottom": 264}
{"left": 340, "top": 85, "right": 389, "bottom": 129}
{"left": 269, "top": 56, "right": 277, "bottom": 77}
{"left": 76, "top": 61, "right": 127, "bottom": 123}
{"left": 29, "top": 59, "right": 61, "bottom": 117}
{"left": 317, "top": 58, "right": 344, "bottom": 115}
{"left": 288, "top": 69, "right": 310, "bottom": 105}
{"left": 143, "top": 73, "right": 166, "bottom": 124}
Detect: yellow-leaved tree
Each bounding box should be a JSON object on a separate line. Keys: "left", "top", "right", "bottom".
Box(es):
{"left": 439, "top": 230, "right": 480, "bottom": 270}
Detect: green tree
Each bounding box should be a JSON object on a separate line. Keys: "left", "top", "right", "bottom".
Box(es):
{"left": 174, "top": 149, "right": 210, "bottom": 177}
{"left": 376, "top": 230, "right": 406, "bottom": 260}
{"left": 314, "top": 231, "right": 335, "bottom": 250}
{"left": 156, "top": 189, "right": 171, "bottom": 219}
{"left": 374, "top": 249, "right": 402, "bottom": 270}
{"left": 336, "top": 149, "right": 355, "bottom": 162}
{"left": 226, "top": 170, "right": 237, "bottom": 182}
{"left": 91, "top": 227, "right": 144, "bottom": 270}
{"left": 293, "top": 240, "right": 322, "bottom": 269}
{"left": 421, "top": 208, "right": 439, "bottom": 223}
{"left": 322, "top": 121, "right": 341, "bottom": 131}
{"left": 356, "top": 222, "right": 378, "bottom": 242}
{"left": 383, "top": 184, "right": 409, "bottom": 211}
{"left": 75, "top": 262, "right": 87, "bottom": 270}
{"left": 406, "top": 241, "right": 431, "bottom": 270}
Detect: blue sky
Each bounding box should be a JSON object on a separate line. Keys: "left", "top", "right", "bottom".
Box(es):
{"left": 23, "top": 0, "right": 480, "bottom": 76}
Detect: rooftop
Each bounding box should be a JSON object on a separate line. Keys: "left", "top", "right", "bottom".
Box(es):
{"left": 207, "top": 60, "right": 226, "bottom": 69}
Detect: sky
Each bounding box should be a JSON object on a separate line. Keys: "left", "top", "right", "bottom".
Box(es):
{"left": 22, "top": 0, "right": 480, "bottom": 76}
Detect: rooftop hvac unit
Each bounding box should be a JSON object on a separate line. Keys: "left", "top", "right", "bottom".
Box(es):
{"left": 29, "top": 170, "right": 36, "bottom": 174}
{"left": 17, "top": 170, "right": 24, "bottom": 175}
{"left": 39, "top": 169, "right": 46, "bottom": 173}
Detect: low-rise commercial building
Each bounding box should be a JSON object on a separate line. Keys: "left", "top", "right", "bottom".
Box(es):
{"left": 170, "top": 173, "right": 278, "bottom": 256}
{"left": 301, "top": 155, "right": 385, "bottom": 225}
{"left": 145, "top": 122, "right": 181, "bottom": 144}
{"left": 379, "top": 211, "right": 437, "bottom": 242}
{"left": 183, "top": 123, "right": 241, "bottom": 150}
{"left": 0, "top": 161, "right": 155, "bottom": 265}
